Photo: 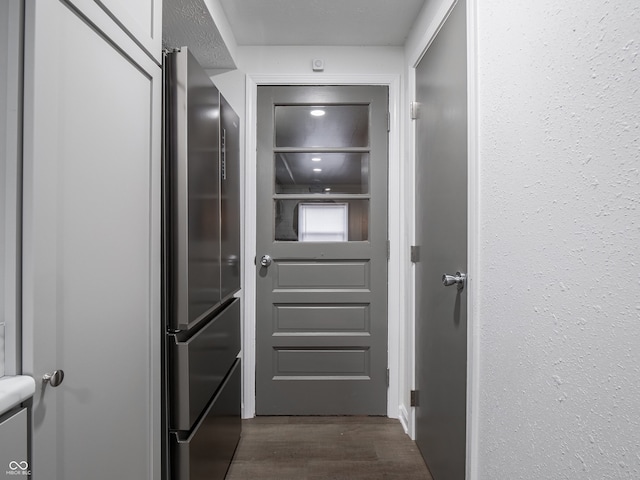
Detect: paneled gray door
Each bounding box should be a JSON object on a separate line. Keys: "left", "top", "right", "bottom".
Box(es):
{"left": 256, "top": 85, "right": 388, "bottom": 415}
{"left": 415, "top": 1, "right": 468, "bottom": 479}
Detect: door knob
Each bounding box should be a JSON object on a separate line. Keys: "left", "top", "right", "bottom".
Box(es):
{"left": 43, "top": 370, "right": 65, "bottom": 387}
{"left": 442, "top": 272, "right": 466, "bottom": 290}
{"left": 260, "top": 255, "right": 272, "bottom": 267}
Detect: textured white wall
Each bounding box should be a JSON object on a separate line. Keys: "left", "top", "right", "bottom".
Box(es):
{"left": 476, "top": 1, "right": 640, "bottom": 478}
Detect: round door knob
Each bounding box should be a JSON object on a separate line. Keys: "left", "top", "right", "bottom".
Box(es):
{"left": 442, "top": 272, "right": 466, "bottom": 290}
{"left": 260, "top": 255, "right": 272, "bottom": 267}
{"left": 43, "top": 370, "right": 65, "bottom": 387}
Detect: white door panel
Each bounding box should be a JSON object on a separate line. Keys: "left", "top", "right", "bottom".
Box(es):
{"left": 66, "top": 0, "right": 162, "bottom": 62}
{"left": 22, "top": 1, "right": 161, "bottom": 478}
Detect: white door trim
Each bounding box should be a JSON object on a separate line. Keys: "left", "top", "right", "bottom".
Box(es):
{"left": 1, "top": 0, "right": 23, "bottom": 377}
{"left": 406, "top": 0, "right": 480, "bottom": 478}
{"left": 465, "top": 0, "right": 480, "bottom": 477}
{"left": 242, "top": 73, "right": 403, "bottom": 419}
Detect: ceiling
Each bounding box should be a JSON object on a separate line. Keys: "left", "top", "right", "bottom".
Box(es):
{"left": 218, "top": 0, "right": 427, "bottom": 47}
{"left": 163, "top": 0, "right": 426, "bottom": 69}
{"left": 163, "top": 0, "right": 236, "bottom": 69}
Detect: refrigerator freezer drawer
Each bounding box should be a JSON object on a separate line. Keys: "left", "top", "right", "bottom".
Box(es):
{"left": 170, "top": 299, "right": 240, "bottom": 431}
{"left": 172, "top": 359, "right": 241, "bottom": 480}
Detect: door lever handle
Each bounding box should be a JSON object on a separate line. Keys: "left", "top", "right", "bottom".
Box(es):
{"left": 442, "top": 272, "right": 466, "bottom": 290}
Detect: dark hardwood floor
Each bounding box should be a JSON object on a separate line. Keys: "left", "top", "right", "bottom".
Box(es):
{"left": 226, "top": 416, "right": 433, "bottom": 479}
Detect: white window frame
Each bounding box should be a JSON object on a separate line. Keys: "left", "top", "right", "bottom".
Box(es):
{"left": 298, "top": 202, "right": 349, "bottom": 242}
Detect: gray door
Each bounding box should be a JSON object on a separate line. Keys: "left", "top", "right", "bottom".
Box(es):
{"left": 256, "top": 85, "right": 388, "bottom": 415}
{"left": 414, "top": 1, "right": 468, "bottom": 479}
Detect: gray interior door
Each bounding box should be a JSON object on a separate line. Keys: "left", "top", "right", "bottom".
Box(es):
{"left": 256, "top": 85, "right": 388, "bottom": 415}
{"left": 414, "top": 1, "right": 468, "bottom": 479}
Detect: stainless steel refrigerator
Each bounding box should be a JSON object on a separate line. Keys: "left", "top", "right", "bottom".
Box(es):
{"left": 163, "top": 46, "right": 241, "bottom": 480}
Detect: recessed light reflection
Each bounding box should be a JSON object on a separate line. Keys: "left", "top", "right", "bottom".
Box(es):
{"left": 324, "top": 188, "right": 331, "bottom": 192}
{"left": 310, "top": 109, "right": 325, "bottom": 117}
{"left": 313, "top": 168, "right": 322, "bottom": 172}
{"left": 205, "top": 108, "right": 219, "bottom": 119}
{"left": 311, "top": 157, "right": 322, "bottom": 162}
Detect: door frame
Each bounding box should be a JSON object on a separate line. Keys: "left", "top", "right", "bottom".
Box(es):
{"left": 243, "top": 74, "right": 403, "bottom": 419}
{"left": 406, "top": 0, "right": 480, "bottom": 478}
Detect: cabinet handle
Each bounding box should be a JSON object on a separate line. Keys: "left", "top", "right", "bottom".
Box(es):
{"left": 221, "top": 128, "right": 227, "bottom": 180}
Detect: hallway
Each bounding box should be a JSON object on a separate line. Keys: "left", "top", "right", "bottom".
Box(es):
{"left": 226, "top": 417, "right": 432, "bottom": 479}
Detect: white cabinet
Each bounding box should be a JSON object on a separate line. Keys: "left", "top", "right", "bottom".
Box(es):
{"left": 22, "top": 0, "right": 162, "bottom": 479}
{"left": 0, "top": 409, "right": 29, "bottom": 476}
{"left": 66, "top": 0, "right": 162, "bottom": 62}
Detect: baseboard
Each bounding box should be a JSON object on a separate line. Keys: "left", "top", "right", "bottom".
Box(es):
{"left": 399, "top": 404, "right": 411, "bottom": 436}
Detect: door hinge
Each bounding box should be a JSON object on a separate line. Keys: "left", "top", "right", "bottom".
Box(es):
{"left": 387, "top": 112, "right": 391, "bottom": 132}
{"left": 410, "top": 101, "right": 420, "bottom": 120}
{"left": 386, "top": 368, "right": 390, "bottom": 387}
{"left": 411, "top": 390, "right": 419, "bottom": 407}
{"left": 387, "top": 240, "right": 391, "bottom": 260}
{"left": 410, "top": 245, "right": 420, "bottom": 263}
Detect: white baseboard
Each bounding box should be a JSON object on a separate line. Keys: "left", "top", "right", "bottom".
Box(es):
{"left": 399, "top": 404, "right": 411, "bottom": 436}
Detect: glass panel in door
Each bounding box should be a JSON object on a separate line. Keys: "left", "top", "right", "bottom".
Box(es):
{"left": 273, "top": 103, "right": 371, "bottom": 242}
{"left": 274, "top": 199, "right": 369, "bottom": 242}
{"left": 275, "top": 152, "right": 370, "bottom": 194}
{"left": 275, "top": 105, "right": 369, "bottom": 148}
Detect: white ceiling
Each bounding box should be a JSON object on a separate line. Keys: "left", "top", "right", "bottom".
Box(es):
{"left": 218, "top": 0, "right": 427, "bottom": 47}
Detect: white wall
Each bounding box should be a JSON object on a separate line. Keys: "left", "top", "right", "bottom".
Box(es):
{"left": 237, "top": 45, "right": 403, "bottom": 77}
{"left": 210, "top": 69, "right": 245, "bottom": 115}
{"left": 476, "top": 1, "right": 640, "bottom": 478}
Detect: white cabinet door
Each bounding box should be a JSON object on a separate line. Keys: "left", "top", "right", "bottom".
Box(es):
{"left": 0, "top": 409, "right": 28, "bottom": 475}
{"left": 22, "top": 1, "right": 161, "bottom": 479}
{"left": 67, "top": 0, "right": 162, "bottom": 63}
